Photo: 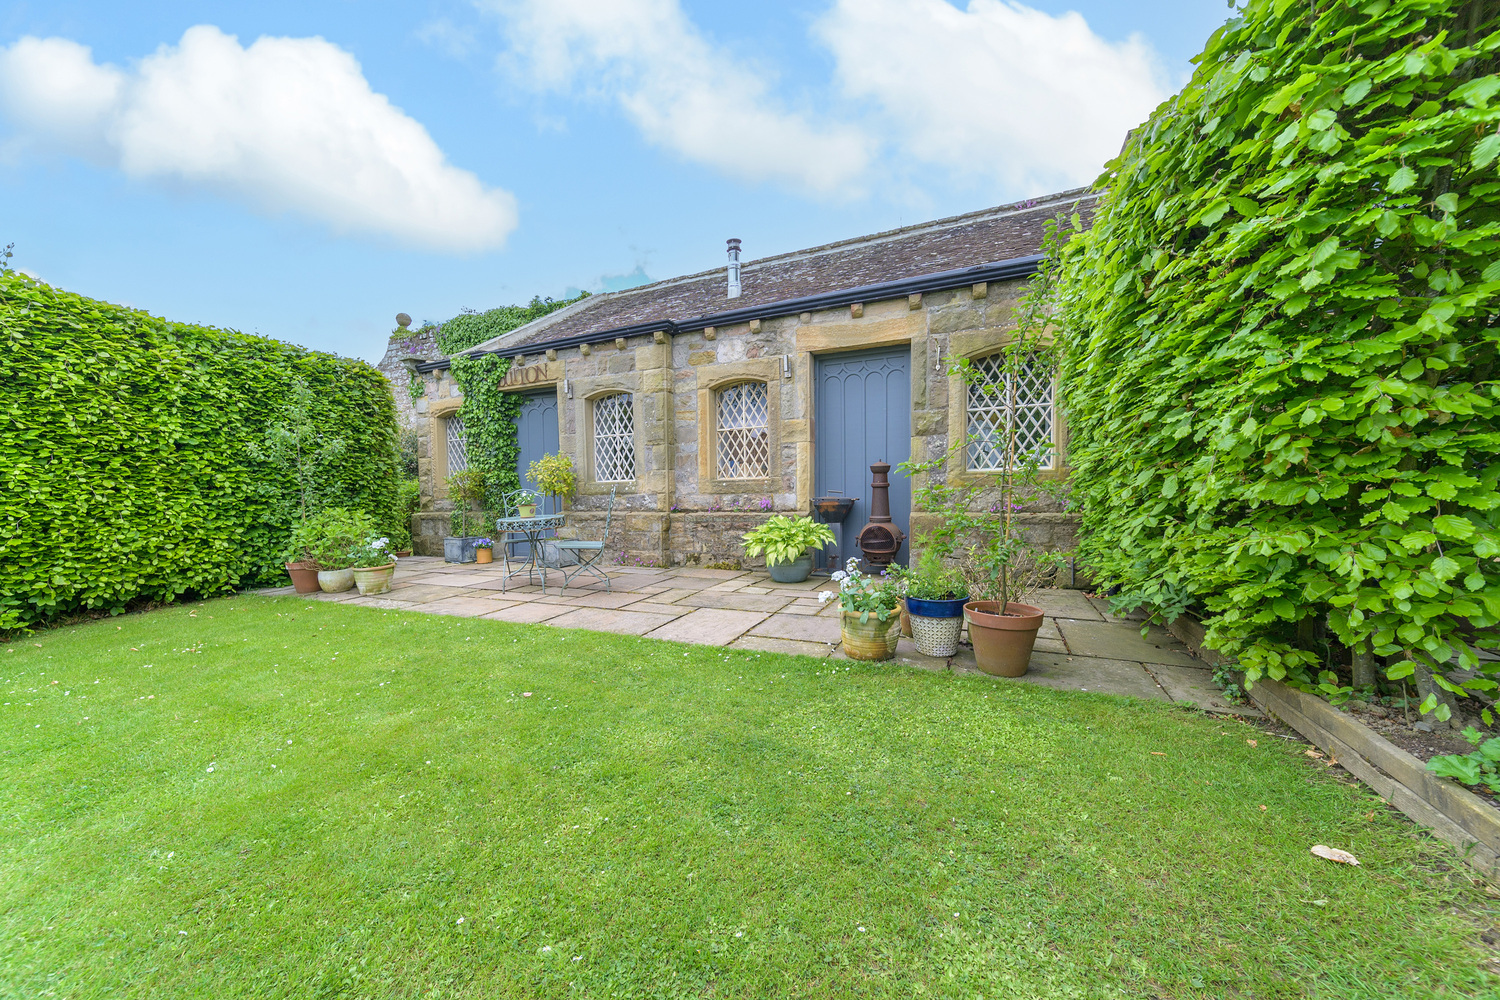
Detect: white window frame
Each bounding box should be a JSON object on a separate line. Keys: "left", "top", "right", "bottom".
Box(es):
{"left": 592, "top": 392, "right": 636, "bottom": 483}
{"left": 966, "top": 350, "right": 1055, "bottom": 472}
{"left": 715, "top": 381, "right": 771, "bottom": 480}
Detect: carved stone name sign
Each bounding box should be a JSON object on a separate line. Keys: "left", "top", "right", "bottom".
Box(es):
{"left": 500, "top": 360, "right": 561, "bottom": 390}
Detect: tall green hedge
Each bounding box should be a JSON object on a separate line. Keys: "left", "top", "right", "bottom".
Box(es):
{"left": 1055, "top": 0, "right": 1499, "bottom": 703}
{"left": 0, "top": 273, "right": 401, "bottom": 630}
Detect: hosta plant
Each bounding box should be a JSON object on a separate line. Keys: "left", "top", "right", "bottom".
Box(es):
{"left": 740, "top": 515, "right": 835, "bottom": 567}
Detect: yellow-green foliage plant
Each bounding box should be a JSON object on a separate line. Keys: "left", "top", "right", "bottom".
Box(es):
{"left": 0, "top": 272, "right": 401, "bottom": 630}
{"left": 1053, "top": 0, "right": 1499, "bottom": 713}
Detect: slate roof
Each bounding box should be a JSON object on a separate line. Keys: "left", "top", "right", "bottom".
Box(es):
{"left": 475, "top": 187, "right": 1099, "bottom": 356}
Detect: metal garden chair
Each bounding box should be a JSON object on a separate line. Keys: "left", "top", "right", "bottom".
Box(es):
{"left": 556, "top": 487, "right": 616, "bottom": 592}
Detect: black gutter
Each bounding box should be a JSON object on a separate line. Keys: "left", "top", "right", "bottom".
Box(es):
{"left": 415, "top": 253, "right": 1043, "bottom": 373}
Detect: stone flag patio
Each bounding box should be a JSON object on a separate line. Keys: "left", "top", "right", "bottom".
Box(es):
{"left": 259, "top": 557, "right": 1251, "bottom": 715}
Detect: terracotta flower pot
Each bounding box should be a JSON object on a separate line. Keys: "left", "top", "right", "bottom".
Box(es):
{"left": 963, "top": 601, "right": 1044, "bottom": 677}
{"left": 285, "top": 561, "right": 320, "bottom": 594}
{"left": 898, "top": 598, "right": 912, "bottom": 638}
{"left": 353, "top": 563, "right": 397, "bottom": 596}
{"left": 317, "top": 568, "right": 355, "bottom": 593}
{"left": 841, "top": 611, "right": 900, "bottom": 661}
{"left": 476, "top": 548, "right": 493, "bottom": 564}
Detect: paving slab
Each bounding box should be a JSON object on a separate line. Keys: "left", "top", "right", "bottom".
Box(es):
{"left": 778, "top": 604, "right": 823, "bottom": 616}
{"left": 727, "top": 635, "right": 835, "bottom": 658}
{"left": 676, "top": 592, "right": 794, "bottom": 614}
{"left": 739, "top": 586, "right": 771, "bottom": 595}
{"left": 948, "top": 649, "right": 1167, "bottom": 700}
{"left": 559, "top": 590, "right": 649, "bottom": 610}
{"left": 480, "top": 603, "right": 574, "bottom": 624}
{"left": 343, "top": 596, "right": 422, "bottom": 610}
{"left": 747, "top": 613, "right": 842, "bottom": 645}
{"left": 650, "top": 587, "right": 714, "bottom": 604}
{"left": 1028, "top": 589, "right": 1105, "bottom": 621}
{"left": 672, "top": 568, "right": 749, "bottom": 580}
{"left": 408, "top": 573, "right": 484, "bottom": 587}
{"left": 1033, "top": 637, "right": 1067, "bottom": 655}
{"left": 545, "top": 607, "right": 682, "bottom": 635}
{"left": 614, "top": 600, "right": 691, "bottom": 618}
{"left": 420, "top": 596, "right": 512, "bottom": 618}
{"left": 1144, "top": 662, "right": 1264, "bottom": 716}
{"left": 1054, "top": 619, "right": 1201, "bottom": 667}
{"left": 386, "top": 584, "right": 476, "bottom": 604}
{"left": 645, "top": 608, "right": 767, "bottom": 645}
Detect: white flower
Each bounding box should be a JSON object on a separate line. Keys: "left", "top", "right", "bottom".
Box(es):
{"left": 817, "top": 591, "right": 835, "bottom": 604}
{"left": 845, "top": 557, "right": 860, "bottom": 571}
{"left": 830, "top": 570, "right": 847, "bottom": 582}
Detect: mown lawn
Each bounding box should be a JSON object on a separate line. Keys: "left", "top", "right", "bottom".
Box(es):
{"left": 2, "top": 596, "right": 1496, "bottom": 998}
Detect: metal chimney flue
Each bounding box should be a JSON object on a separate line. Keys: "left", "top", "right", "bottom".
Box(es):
{"left": 726, "top": 238, "right": 742, "bottom": 299}
{"left": 854, "top": 461, "right": 905, "bottom": 568}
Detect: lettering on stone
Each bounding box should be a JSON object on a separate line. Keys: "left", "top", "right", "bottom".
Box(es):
{"left": 499, "top": 364, "right": 555, "bottom": 389}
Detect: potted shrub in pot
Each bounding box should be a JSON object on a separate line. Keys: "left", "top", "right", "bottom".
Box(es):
{"left": 282, "top": 519, "right": 323, "bottom": 594}
{"left": 741, "top": 515, "right": 836, "bottom": 583}
{"left": 528, "top": 453, "right": 577, "bottom": 513}
{"left": 306, "top": 508, "right": 373, "bottom": 594}
{"left": 818, "top": 558, "right": 903, "bottom": 660}
{"left": 961, "top": 543, "right": 1057, "bottom": 677}
{"left": 443, "top": 469, "right": 489, "bottom": 564}
{"left": 474, "top": 537, "right": 494, "bottom": 564}
{"left": 902, "top": 550, "right": 969, "bottom": 658}
{"left": 350, "top": 534, "right": 398, "bottom": 595}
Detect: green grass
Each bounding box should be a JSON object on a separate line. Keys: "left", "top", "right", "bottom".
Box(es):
{"left": 2, "top": 597, "right": 1496, "bottom": 999}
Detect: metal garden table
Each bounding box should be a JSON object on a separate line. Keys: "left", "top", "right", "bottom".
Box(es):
{"left": 495, "top": 513, "right": 565, "bottom": 594}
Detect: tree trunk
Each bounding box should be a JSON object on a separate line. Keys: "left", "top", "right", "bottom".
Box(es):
{"left": 1412, "top": 661, "right": 1463, "bottom": 730}
{"left": 1351, "top": 640, "right": 1377, "bottom": 689}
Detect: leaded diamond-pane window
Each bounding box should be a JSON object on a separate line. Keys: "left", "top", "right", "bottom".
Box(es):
{"left": 716, "top": 382, "right": 770, "bottom": 479}
{"left": 445, "top": 415, "right": 469, "bottom": 474}
{"left": 967, "top": 351, "right": 1055, "bottom": 471}
{"left": 593, "top": 392, "right": 635, "bottom": 482}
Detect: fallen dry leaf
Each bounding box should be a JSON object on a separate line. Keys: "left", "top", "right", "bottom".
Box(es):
{"left": 1247, "top": 739, "right": 1259, "bottom": 747}
{"left": 1311, "top": 844, "right": 1360, "bottom": 866}
{"left": 1259, "top": 805, "right": 1268, "bottom": 812}
{"left": 522, "top": 692, "right": 532, "bottom": 698}
{"left": 1304, "top": 748, "right": 1324, "bottom": 759}
{"left": 1150, "top": 751, "right": 1167, "bottom": 756}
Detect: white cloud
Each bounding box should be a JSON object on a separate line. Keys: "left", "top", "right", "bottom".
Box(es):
{"left": 484, "top": 0, "right": 872, "bottom": 196}
{"left": 0, "top": 27, "right": 518, "bottom": 252}
{"left": 814, "top": 0, "right": 1170, "bottom": 193}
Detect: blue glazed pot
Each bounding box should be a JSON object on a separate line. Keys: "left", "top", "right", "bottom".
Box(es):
{"left": 905, "top": 595, "right": 968, "bottom": 619}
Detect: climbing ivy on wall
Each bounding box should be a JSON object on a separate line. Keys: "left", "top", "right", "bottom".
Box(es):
{"left": 0, "top": 272, "right": 401, "bottom": 630}
{"left": 449, "top": 354, "right": 523, "bottom": 505}
{"left": 436, "top": 294, "right": 586, "bottom": 355}
{"left": 437, "top": 294, "right": 584, "bottom": 505}
{"left": 1054, "top": 0, "right": 1500, "bottom": 711}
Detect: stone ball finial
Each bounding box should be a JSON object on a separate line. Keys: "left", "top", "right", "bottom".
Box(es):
{"left": 396, "top": 312, "right": 412, "bottom": 328}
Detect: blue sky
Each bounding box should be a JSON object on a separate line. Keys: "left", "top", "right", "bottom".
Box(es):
{"left": 0, "top": 1, "right": 1233, "bottom": 361}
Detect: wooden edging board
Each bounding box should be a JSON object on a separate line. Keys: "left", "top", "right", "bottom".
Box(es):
{"left": 1166, "top": 613, "right": 1500, "bottom": 875}
{"left": 1250, "top": 677, "right": 1500, "bottom": 875}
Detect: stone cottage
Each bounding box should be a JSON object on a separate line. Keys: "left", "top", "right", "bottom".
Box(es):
{"left": 400, "top": 187, "right": 1097, "bottom": 571}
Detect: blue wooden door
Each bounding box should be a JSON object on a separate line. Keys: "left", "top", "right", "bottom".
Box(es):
{"left": 814, "top": 346, "right": 911, "bottom": 568}
{"left": 512, "top": 390, "right": 560, "bottom": 557}
{"left": 516, "top": 390, "right": 560, "bottom": 512}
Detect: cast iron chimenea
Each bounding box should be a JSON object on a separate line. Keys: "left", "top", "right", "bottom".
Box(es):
{"left": 854, "top": 461, "right": 905, "bottom": 567}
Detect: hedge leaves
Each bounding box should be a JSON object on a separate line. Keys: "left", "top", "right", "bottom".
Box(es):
{"left": 1056, "top": 0, "right": 1500, "bottom": 696}
{"left": 0, "top": 273, "right": 401, "bottom": 630}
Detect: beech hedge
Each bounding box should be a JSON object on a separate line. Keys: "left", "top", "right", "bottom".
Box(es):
{"left": 0, "top": 273, "right": 401, "bottom": 630}
{"left": 1055, "top": 0, "right": 1499, "bottom": 706}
